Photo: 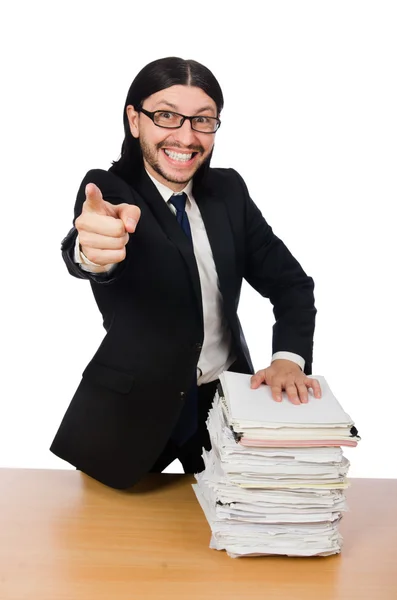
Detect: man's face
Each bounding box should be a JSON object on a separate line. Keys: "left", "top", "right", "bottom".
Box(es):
{"left": 127, "top": 85, "right": 218, "bottom": 191}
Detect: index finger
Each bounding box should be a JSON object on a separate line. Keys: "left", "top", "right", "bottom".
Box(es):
{"left": 84, "top": 183, "right": 107, "bottom": 214}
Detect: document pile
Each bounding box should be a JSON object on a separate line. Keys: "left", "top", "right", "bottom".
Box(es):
{"left": 193, "top": 373, "right": 360, "bottom": 558}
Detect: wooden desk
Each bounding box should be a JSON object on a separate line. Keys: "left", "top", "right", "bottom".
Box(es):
{"left": 0, "top": 469, "right": 396, "bottom": 600}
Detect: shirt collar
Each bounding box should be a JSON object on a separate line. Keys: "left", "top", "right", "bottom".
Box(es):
{"left": 145, "top": 169, "right": 193, "bottom": 204}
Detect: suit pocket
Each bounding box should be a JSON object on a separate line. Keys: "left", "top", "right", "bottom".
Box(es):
{"left": 82, "top": 361, "right": 135, "bottom": 394}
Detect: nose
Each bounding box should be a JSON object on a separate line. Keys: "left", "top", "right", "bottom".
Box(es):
{"left": 173, "top": 118, "right": 199, "bottom": 147}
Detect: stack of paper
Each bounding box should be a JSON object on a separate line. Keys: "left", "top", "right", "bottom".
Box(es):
{"left": 192, "top": 373, "right": 360, "bottom": 558}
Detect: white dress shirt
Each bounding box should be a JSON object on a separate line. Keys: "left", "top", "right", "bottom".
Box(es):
{"left": 74, "top": 171, "right": 305, "bottom": 380}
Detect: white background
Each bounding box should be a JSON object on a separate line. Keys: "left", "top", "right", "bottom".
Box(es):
{"left": 1, "top": 1, "right": 396, "bottom": 477}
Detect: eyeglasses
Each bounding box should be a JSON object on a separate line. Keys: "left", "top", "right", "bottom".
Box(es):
{"left": 137, "top": 107, "right": 221, "bottom": 134}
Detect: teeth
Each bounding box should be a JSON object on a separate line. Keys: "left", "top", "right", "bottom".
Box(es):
{"left": 164, "top": 149, "right": 193, "bottom": 161}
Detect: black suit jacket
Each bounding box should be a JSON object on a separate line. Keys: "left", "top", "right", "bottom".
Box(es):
{"left": 50, "top": 167, "right": 316, "bottom": 489}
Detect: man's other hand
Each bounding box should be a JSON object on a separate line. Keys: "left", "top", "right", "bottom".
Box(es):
{"left": 250, "top": 359, "right": 322, "bottom": 405}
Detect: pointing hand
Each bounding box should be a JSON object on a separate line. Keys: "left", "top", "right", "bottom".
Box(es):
{"left": 75, "top": 183, "right": 141, "bottom": 266}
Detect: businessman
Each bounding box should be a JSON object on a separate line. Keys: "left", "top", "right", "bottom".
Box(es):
{"left": 50, "top": 57, "right": 321, "bottom": 489}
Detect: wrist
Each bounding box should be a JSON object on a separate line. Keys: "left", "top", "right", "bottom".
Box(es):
{"left": 271, "top": 351, "right": 305, "bottom": 371}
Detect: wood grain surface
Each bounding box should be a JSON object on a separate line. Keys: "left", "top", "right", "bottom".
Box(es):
{"left": 0, "top": 469, "right": 396, "bottom": 600}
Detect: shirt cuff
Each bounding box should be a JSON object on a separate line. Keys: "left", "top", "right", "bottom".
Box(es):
{"left": 271, "top": 351, "right": 305, "bottom": 371}
{"left": 74, "top": 234, "right": 116, "bottom": 273}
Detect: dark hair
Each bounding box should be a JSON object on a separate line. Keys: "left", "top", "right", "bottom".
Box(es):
{"left": 109, "top": 57, "right": 224, "bottom": 187}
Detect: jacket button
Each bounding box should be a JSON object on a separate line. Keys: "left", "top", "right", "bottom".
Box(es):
{"left": 180, "top": 392, "right": 186, "bottom": 399}
{"left": 194, "top": 343, "right": 202, "bottom": 352}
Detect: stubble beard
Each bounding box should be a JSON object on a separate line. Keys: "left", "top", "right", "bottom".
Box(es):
{"left": 139, "top": 138, "right": 206, "bottom": 185}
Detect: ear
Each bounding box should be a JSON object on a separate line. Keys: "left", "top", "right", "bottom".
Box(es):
{"left": 126, "top": 105, "right": 140, "bottom": 138}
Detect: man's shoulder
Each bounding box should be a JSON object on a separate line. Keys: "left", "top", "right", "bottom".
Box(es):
{"left": 204, "top": 167, "right": 247, "bottom": 196}
{"left": 78, "top": 168, "right": 136, "bottom": 201}
{"left": 206, "top": 166, "right": 245, "bottom": 186}
{"left": 207, "top": 166, "right": 239, "bottom": 180}
{"left": 82, "top": 168, "right": 129, "bottom": 188}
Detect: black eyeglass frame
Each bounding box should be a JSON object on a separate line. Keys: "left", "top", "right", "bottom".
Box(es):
{"left": 137, "top": 107, "right": 221, "bottom": 134}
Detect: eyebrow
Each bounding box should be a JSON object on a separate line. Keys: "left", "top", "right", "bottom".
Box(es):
{"left": 151, "top": 99, "right": 216, "bottom": 115}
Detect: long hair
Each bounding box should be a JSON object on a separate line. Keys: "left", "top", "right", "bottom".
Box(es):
{"left": 109, "top": 57, "right": 224, "bottom": 187}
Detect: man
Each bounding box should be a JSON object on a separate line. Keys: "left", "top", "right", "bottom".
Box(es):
{"left": 50, "top": 57, "right": 321, "bottom": 489}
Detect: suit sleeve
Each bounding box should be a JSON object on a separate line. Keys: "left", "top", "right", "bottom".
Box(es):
{"left": 61, "top": 169, "right": 134, "bottom": 285}
{"left": 232, "top": 169, "right": 316, "bottom": 375}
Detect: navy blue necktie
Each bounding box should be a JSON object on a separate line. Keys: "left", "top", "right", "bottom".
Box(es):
{"left": 168, "top": 193, "right": 198, "bottom": 446}
{"left": 168, "top": 193, "right": 193, "bottom": 244}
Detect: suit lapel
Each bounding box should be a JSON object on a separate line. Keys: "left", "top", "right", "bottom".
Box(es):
{"left": 134, "top": 170, "right": 204, "bottom": 327}
{"left": 193, "top": 183, "right": 237, "bottom": 321}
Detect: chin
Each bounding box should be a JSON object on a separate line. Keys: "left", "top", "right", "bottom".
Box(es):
{"left": 159, "top": 165, "right": 199, "bottom": 185}
{"left": 165, "top": 171, "right": 194, "bottom": 184}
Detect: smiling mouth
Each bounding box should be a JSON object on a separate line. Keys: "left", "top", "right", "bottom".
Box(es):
{"left": 162, "top": 148, "right": 199, "bottom": 164}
